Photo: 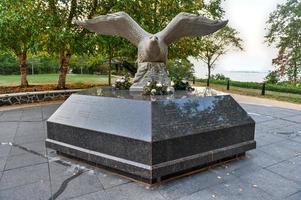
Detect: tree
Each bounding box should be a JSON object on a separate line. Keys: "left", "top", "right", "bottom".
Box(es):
{"left": 265, "top": 0, "right": 301, "bottom": 84}
{"left": 196, "top": 27, "right": 243, "bottom": 86}
{"left": 0, "top": 0, "right": 46, "bottom": 86}
{"left": 43, "top": 0, "right": 107, "bottom": 89}
{"left": 265, "top": 70, "right": 279, "bottom": 84}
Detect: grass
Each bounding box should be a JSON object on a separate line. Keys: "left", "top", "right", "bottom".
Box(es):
{"left": 1, "top": 74, "right": 300, "bottom": 104}
{"left": 0, "top": 74, "right": 115, "bottom": 86}
{"left": 195, "top": 82, "right": 301, "bottom": 104}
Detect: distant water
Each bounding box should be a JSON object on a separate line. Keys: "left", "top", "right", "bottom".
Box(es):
{"left": 196, "top": 70, "right": 269, "bottom": 83}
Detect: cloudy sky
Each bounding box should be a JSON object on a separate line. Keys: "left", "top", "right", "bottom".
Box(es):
{"left": 192, "top": 0, "right": 286, "bottom": 75}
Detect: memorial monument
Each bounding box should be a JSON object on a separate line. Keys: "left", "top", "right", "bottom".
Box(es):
{"left": 76, "top": 12, "right": 228, "bottom": 91}
{"left": 46, "top": 12, "right": 256, "bottom": 184}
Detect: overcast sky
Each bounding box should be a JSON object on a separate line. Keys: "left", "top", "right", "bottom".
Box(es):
{"left": 193, "top": 0, "right": 286, "bottom": 73}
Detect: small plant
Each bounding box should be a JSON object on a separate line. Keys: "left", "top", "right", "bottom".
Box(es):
{"left": 172, "top": 79, "right": 195, "bottom": 91}
{"left": 143, "top": 80, "right": 173, "bottom": 95}
{"left": 114, "top": 75, "right": 132, "bottom": 90}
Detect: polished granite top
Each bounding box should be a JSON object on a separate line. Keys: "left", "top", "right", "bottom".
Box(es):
{"left": 78, "top": 86, "right": 224, "bottom": 101}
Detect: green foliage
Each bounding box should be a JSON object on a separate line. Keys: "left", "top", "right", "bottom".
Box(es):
{"left": 168, "top": 59, "right": 194, "bottom": 81}
{"left": 211, "top": 73, "right": 229, "bottom": 80}
{"left": 0, "top": 52, "right": 18, "bottom": 75}
{"left": 265, "top": 0, "right": 301, "bottom": 83}
{"left": 196, "top": 26, "right": 243, "bottom": 69}
{"left": 197, "top": 79, "right": 301, "bottom": 94}
{"left": 168, "top": 59, "right": 194, "bottom": 90}
{"left": 265, "top": 71, "right": 279, "bottom": 84}
{"left": 0, "top": 0, "right": 46, "bottom": 54}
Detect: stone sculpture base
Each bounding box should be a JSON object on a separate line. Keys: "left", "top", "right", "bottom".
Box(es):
{"left": 130, "top": 62, "right": 172, "bottom": 92}
{"left": 46, "top": 87, "right": 256, "bottom": 184}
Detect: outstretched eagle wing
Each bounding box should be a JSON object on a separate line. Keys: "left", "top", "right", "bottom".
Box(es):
{"left": 76, "top": 12, "right": 151, "bottom": 47}
{"left": 157, "top": 12, "right": 228, "bottom": 45}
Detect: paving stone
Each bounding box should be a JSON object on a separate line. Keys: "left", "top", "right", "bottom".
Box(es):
{"left": 0, "top": 143, "right": 12, "bottom": 158}
{"left": 0, "top": 110, "right": 22, "bottom": 122}
{"left": 211, "top": 155, "right": 262, "bottom": 178}
{"left": 258, "top": 119, "right": 297, "bottom": 130}
{"left": 288, "top": 156, "right": 301, "bottom": 166}
{"left": 244, "top": 149, "right": 282, "bottom": 168}
{"left": 16, "top": 122, "right": 45, "bottom": 136}
{"left": 290, "top": 135, "right": 301, "bottom": 144}
{"left": 0, "top": 163, "right": 49, "bottom": 190}
{"left": 255, "top": 134, "right": 285, "bottom": 147}
{"left": 0, "top": 122, "right": 18, "bottom": 141}
{"left": 42, "top": 104, "right": 61, "bottom": 120}
{"left": 158, "top": 170, "right": 224, "bottom": 199}
{"left": 177, "top": 185, "right": 227, "bottom": 200}
{"left": 179, "top": 178, "right": 273, "bottom": 200}
{"left": 13, "top": 133, "right": 45, "bottom": 145}
{"left": 286, "top": 191, "right": 301, "bottom": 200}
{"left": 259, "top": 141, "right": 299, "bottom": 161}
{"left": 20, "top": 107, "right": 42, "bottom": 121}
{"left": 73, "top": 182, "right": 165, "bottom": 200}
{"left": 4, "top": 152, "right": 47, "bottom": 170}
{"left": 275, "top": 140, "right": 301, "bottom": 154}
{"left": 0, "top": 180, "right": 51, "bottom": 200}
{"left": 50, "top": 170, "right": 104, "bottom": 200}
{"left": 95, "top": 169, "right": 131, "bottom": 189}
{"left": 9, "top": 141, "right": 46, "bottom": 156}
{"left": 1, "top": 101, "right": 301, "bottom": 200}
{"left": 267, "top": 160, "right": 301, "bottom": 184}
{"left": 239, "top": 168, "right": 301, "bottom": 199}
{"left": 0, "top": 157, "right": 6, "bottom": 171}
{"left": 285, "top": 115, "right": 301, "bottom": 124}
{"left": 247, "top": 112, "right": 274, "bottom": 123}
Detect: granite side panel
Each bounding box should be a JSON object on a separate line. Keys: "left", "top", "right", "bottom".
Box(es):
{"left": 45, "top": 140, "right": 152, "bottom": 180}
{"left": 151, "top": 95, "right": 254, "bottom": 141}
{"left": 152, "top": 141, "right": 256, "bottom": 178}
{"left": 152, "top": 122, "right": 255, "bottom": 164}
{"left": 47, "top": 122, "right": 152, "bottom": 165}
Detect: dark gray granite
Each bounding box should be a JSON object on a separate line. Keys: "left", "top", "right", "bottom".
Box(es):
{"left": 0, "top": 103, "right": 301, "bottom": 199}
{"left": 46, "top": 87, "right": 256, "bottom": 183}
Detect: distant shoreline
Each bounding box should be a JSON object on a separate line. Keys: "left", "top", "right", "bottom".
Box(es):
{"left": 195, "top": 70, "right": 269, "bottom": 82}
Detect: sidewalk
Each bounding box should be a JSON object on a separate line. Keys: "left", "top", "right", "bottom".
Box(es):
{"left": 231, "top": 93, "right": 301, "bottom": 110}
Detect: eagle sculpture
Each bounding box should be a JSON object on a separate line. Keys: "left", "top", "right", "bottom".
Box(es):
{"left": 76, "top": 12, "right": 228, "bottom": 91}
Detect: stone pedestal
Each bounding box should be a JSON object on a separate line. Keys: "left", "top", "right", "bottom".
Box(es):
{"left": 46, "top": 87, "right": 256, "bottom": 184}
{"left": 130, "top": 62, "right": 172, "bottom": 92}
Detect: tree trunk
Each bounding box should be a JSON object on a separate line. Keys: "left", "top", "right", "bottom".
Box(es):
{"left": 293, "top": 62, "right": 297, "bottom": 84}
{"left": 57, "top": 50, "right": 72, "bottom": 89}
{"left": 17, "top": 51, "right": 29, "bottom": 87}
{"left": 207, "top": 64, "right": 211, "bottom": 87}
{"left": 108, "top": 47, "right": 112, "bottom": 86}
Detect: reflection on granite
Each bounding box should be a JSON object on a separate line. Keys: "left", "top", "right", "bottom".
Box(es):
{"left": 78, "top": 86, "right": 222, "bottom": 101}
{"left": 46, "top": 86, "right": 255, "bottom": 184}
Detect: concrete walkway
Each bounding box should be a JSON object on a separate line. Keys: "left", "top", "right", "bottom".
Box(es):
{"left": 231, "top": 93, "right": 301, "bottom": 111}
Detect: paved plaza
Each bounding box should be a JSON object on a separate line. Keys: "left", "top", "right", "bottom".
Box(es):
{"left": 0, "top": 101, "right": 301, "bottom": 200}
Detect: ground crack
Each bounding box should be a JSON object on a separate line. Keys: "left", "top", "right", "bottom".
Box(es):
{"left": 48, "top": 169, "right": 86, "bottom": 200}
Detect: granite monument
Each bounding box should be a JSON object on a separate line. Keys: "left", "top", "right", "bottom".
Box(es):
{"left": 46, "top": 13, "right": 256, "bottom": 185}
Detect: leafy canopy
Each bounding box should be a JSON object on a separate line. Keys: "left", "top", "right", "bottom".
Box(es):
{"left": 265, "top": 0, "right": 301, "bottom": 82}
{"left": 0, "top": 0, "right": 46, "bottom": 55}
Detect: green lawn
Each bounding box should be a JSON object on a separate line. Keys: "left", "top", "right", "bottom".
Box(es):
{"left": 195, "top": 82, "right": 301, "bottom": 104}
{"left": 0, "top": 74, "right": 116, "bottom": 86}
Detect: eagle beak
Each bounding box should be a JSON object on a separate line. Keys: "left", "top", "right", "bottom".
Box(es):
{"left": 150, "top": 36, "right": 159, "bottom": 42}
